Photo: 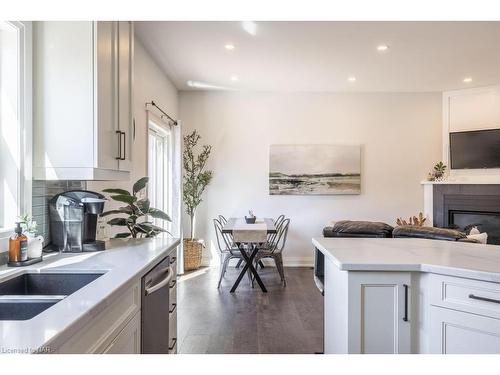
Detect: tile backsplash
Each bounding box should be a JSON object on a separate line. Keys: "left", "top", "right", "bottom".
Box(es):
{"left": 32, "top": 180, "right": 87, "bottom": 247}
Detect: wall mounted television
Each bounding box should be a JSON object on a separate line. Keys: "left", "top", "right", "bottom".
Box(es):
{"left": 450, "top": 129, "right": 500, "bottom": 169}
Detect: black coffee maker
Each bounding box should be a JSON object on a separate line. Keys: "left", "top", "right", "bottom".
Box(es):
{"left": 49, "top": 190, "right": 107, "bottom": 252}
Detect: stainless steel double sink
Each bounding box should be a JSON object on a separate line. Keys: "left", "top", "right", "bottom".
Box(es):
{"left": 0, "top": 272, "right": 104, "bottom": 321}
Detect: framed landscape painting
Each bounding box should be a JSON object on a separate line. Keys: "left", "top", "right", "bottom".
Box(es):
{"left": 269, "top": 144, "right": 361, "bottom": 195}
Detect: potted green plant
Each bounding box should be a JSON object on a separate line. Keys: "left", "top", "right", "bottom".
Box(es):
{"left": 433, "top": 161, "right": 447, "bottom": 181}
{"left": 183, "top": 130, "right": 213, "bottom": 271}
{"left": 101, "top": 177, "right": 171, "bottom": 238}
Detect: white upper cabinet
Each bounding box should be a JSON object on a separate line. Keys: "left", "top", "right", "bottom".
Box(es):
{"left": 116, "top": 21, "right": 134, "bottom": 172}
{"left": 33, "top": 21, "right": 134, "bottom": 180}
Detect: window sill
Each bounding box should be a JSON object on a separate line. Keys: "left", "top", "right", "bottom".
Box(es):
{"left": 0, "top": 227, "right": 14, "bottom": 240}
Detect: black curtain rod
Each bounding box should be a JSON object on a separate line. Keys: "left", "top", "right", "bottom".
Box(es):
{"left": 146, "top": 101, "right": 178, "bottom": 126}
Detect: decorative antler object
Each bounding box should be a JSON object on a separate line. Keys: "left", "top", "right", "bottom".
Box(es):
{"left": 396, "top": 212, "right": 426, "bottom": 227}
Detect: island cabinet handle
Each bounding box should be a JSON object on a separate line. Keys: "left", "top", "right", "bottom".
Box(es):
{"left": 169, "top": 279, "right": 177, "bottom": 289}
{"left": 170, "top": 256, "right": 177, "bottom": 265}
{"left": 469, "top": 294, "right": 500, "bottom": 304}
{"left": 403, "top": 284, "right": 409, "bottom": 322}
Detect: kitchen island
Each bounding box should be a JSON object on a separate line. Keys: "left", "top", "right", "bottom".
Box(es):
{"left": 313, "top": 237, "right": 500, "bottom": 354}
{"left": 0, "top": 237, "right": 180, "bottom": 354}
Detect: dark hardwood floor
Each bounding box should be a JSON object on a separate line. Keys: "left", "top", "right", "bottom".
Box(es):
{"left": 177, "top": 265, "right": 324, "bottom": 354}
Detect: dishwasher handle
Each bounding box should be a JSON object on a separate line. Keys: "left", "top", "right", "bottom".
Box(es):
{"left": 145, "top": 266, "right": 173, "bottom": 296}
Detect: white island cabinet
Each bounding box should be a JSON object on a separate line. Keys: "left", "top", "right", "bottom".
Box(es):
{"left": 324, "top": 259, "right": 411, "bottom": 354}
{"left": 314, "top": 237, "right": 500, "bottom": 354}
{"left": 33, "top": 21, "right": 133, "bottom": 181}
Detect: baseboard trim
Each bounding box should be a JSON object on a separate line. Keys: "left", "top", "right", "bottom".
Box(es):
{"left": 201, "top": 256, "right": 313, "bottom": 268}
{"left": 259, "top": 257, "right": 313, "bottom": 268}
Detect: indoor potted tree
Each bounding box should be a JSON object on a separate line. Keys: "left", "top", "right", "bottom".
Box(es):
{"left": 183, "top": 130, "right": 213, "bottom": 271}
{"left": 101, "top": 177, "right": 172, "bottom": 238}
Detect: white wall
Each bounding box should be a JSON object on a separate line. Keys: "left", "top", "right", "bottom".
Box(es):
{"left": 179, "top": 91, "right": 442, "bottom": 266}
{"left": 89, "top": 36, "right": 179, "bottom": 235}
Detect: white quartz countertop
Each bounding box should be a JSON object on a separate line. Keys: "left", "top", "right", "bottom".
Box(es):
{"left": 0, "top": 237, "right": 180, "bottom": 353}
{"left": 313, "top": 237, "right": 500, "bottom": 283}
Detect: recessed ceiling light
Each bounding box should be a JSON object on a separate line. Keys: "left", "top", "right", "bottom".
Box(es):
{"left": 463, "top": 77, "right": 473, "bottom": 83}
{"left": 230, "top": 75, "right": 239, "bottom": 82}
{"left": 224, "top": 43, "right": 235, "bottom": 50}
{"left": 377, "top": 44, "right": 389, "bottom": 52}
{"left": 242, "top": 21, "right": 257, "bottom": 36}
{"left": 348, "top": 76, "right": 357, "bottom": 82}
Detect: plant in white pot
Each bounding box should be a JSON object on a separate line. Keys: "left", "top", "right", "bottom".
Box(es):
{"left": 18, "top": 214, "right": 44, "bottom": 259}
{"left": 183, "top": 130, "right": 213, "bottom": 271}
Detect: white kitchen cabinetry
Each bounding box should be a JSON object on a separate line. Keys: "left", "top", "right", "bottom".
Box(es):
{"left": 316, "top": 238, "right": 500, "bottom": 354}
{"left": 56, "top": 281, "right": 140, "bottom": 354}
{"left": 324, "top": 258, "right": 411, "bottom": 354}
{"left": 55, "top": 281, "right": 141, "bottom": 354}
{"left": 168, "top": 251, "right": 178, "bottom": 354}
{"left": 430, "top": 306, "right": 500, "bottom": 354}
{"left": 103, "top": 312, "right": 141, "bottom": 354}
{"left": 33, "top": 21, "right": 133, "bottom": 180}
{"left": 428, "top": 274, "right": 500, "bottom": 354}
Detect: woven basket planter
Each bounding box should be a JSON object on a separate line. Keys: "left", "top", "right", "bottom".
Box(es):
{"left": 183, "top": 239, "right": 204, "bottom": 271}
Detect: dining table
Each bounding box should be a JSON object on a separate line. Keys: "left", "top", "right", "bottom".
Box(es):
{"left": 222, "top": 217, "right": 277, "bottom": 293}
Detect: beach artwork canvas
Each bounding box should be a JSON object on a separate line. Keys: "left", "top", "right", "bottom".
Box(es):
{"left": 269, "top": 144, "right": 361, "bottom": 195}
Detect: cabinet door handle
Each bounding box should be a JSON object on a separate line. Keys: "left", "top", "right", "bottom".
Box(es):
{"left": 168, "top": 338, "right": 177, "bottom": 351}
{"left": 170, "top": 256, "right": 177, "bottom": 265}
{"left": 403, "top": 284, "right": 409, "bottom": 322}
{"left": 469, "top": 294, "right": 500, "bottom": 304}
{"left": 121, "top": 131, "right": 126, "bottom": 160}
{"left": 169, "top": 303, "right": 177, "bottom": 314}
{"left": 115, "top": 130, "right": 122, "bottom": 160}
{"left": 169, "top": 279, "right": 177, "bottom": 289}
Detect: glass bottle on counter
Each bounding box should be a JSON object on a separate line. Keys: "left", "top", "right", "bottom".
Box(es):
{"left": 9, "top": 222, "right": 28, "bottom": 263}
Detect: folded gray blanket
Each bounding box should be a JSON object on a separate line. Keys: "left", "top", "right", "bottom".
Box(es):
{"left": 323, "top": 220, "right": 394, "bottom": 238}
{"left": 392, "top": 225, "right": 467, "bottom": 241}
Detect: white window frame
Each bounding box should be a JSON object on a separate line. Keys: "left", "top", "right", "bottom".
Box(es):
{"left": 0, "top": 21, "right": 32, "bottom": 242}
{"left": 148, "top": 119, "right": 173, "bottom": 233}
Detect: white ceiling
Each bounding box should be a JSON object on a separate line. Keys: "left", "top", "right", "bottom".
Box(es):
{"left": 135, "top": 21, "right": 500, "bottom": 92}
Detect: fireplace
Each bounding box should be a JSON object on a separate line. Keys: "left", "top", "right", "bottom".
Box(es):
{"left": 432, "top": 184, "right": 500, "bottom": 245}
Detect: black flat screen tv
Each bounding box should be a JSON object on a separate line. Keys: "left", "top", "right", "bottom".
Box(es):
{"left": 450, "top": 129, "right": 500, "bottom": 169}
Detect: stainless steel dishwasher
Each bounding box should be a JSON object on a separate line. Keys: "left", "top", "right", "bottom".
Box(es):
{"left": 141, "top": 255, "right": 174, "bottom": 354}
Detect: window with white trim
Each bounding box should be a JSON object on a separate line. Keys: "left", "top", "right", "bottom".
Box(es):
{"left": 148, "top": 121, "right": 173, "bottom": 231}
{"left": 0, "top": 21, "right": 31, "bottom": 237}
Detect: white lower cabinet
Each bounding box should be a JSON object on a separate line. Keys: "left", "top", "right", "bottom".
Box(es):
{"left": 324, "top": 258, "right": 411, "bottom": 354}
{"left": 324, "top": 257, "right": 500, "bottom": 354}
{"left": 103, "top": 312, "right": 141, "bottom": 354}
{"left": 428, "top": 273, "right": 500, "bottom": 354}
{"left": 350, "top": 272, "right": 411, "bottom": 354}
{"left": 429, "top": 306, "right": 500, "bottom": 354}
{"left": 55, "top": 281, "right": 140, "bottom": 353}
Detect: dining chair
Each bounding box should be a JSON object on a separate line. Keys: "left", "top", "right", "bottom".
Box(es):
{"left": 254, "top": 218, "right": 290, "bottom": 286}
{"left": 265, "top": 214, "right": 285, "bottom": 251}
{"left": 213, "top": 218, "right": 251, "bottom": 289}
{"left": 218, "top": 215, "right": 245, "bottom": 269}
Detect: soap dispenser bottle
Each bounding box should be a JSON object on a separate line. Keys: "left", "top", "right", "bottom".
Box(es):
{"left": 9, "top": 222, "right": 28, "bottom": 263}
